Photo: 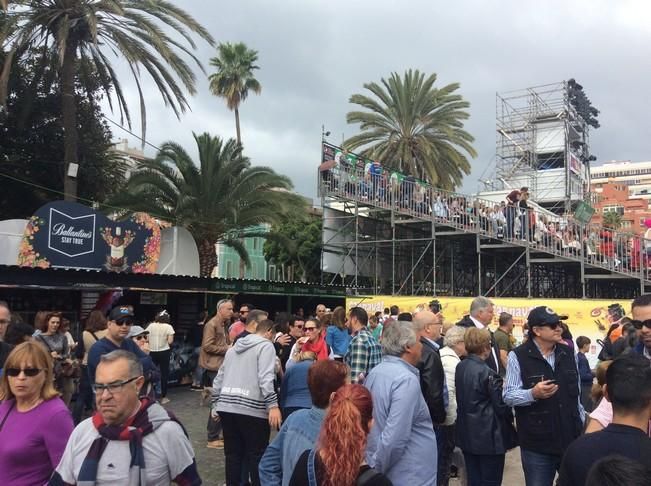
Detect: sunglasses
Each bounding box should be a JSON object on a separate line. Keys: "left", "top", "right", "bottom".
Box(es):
{"left": 304, "top": 326, "right": 317, "bottom": 332}
{"left": 294, "top": 324, "right": 304, "bottom": 329}
{"left": 0, "top": 319, "right": 9, "bottom": 325}
{"left": 5, "top": 367, "right": 42, "bottom": 377}
{"left": 631, "top": 320, "right": 651, "bottom": 330}
{"left": 135, "top": 335, "right": 148, "bottom": 341}
{"left": 115, "top": 320, "right": 133, "bottom": 327}
{"left": 533, "top": 322, "right": 560, "bottom": 330}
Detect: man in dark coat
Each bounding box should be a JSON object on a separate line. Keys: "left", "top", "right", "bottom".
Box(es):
{"left": 456, "top": 296, "right": 503, "bottom": 375}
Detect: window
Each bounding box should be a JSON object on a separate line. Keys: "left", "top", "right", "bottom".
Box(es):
{"left": 253, "top": 238, "right": 259, "bottom": 251}
{"left": 226, "top": 261, "right": 233, "bottom": 278}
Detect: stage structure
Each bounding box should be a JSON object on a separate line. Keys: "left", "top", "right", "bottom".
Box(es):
{"left": 319, "top": 142, "right": 650, "bottom": 299}
{"left": 482, "top": 81, "right": 592, "bottom": 212}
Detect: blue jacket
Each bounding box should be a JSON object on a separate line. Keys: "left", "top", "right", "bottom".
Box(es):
{"left": 325, "top": 326, "right": 351, "bottom": 356}
{"left": 258, "top": 406, "right": 326, "bottom": 486}
{"left": 577, "top": 352, "right": 593, "bottom": 385}
{"left": 365, "top": 355, "right": 438, "bottom": 485}
{"left": 87, "top": 337, "right": 155, "bottom": 385}
{"left": 280, "top": 359, "right": 313, "bottom": 410}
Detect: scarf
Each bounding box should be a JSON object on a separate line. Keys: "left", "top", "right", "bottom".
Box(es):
{"left": 51, "top": 398, "right": 182, "bottom": 486}
{"left": 302, "top": 335, "right": 329, "bottom": 360}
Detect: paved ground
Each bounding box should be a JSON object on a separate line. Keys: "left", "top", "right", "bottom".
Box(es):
{"left": 167, "top": 386, "right": 528, "bottom": 486}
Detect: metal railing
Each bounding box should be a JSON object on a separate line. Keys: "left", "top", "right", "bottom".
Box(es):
{"left": 318, "top": 161, "right": 651, "bottom": 284}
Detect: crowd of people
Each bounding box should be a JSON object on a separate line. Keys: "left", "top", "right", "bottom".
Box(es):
{"left": 0, "top": 293, "right": 650, "bottom": 485}
{"left": 321, "top": 146, "right": 651, "bottom": 274}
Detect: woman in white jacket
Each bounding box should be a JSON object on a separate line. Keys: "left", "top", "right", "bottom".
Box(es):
{"left": 439, "top": 326, "right": 468, "bottom": 486}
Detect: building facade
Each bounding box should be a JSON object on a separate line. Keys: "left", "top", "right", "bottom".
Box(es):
{"left": 591, "top": 179, "right": 651, "bottom": 234}
{"left": 214, "top": 224, "right": 269, "bottom": 280}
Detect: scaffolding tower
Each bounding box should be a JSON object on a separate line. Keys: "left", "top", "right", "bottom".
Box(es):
{"left": 491, "top": 81, "right": 592, "bottom": 212}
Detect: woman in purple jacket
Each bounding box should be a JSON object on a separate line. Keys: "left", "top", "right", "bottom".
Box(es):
{"left": 0, "top": 341, "right": 74, "bottom": 485}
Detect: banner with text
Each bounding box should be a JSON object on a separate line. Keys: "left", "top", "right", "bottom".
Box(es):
{"left": 346, "top": 296, "right": 631, "bottom": 364}
{"left": 17, "top": 201, "right": 161, "bottom": 273}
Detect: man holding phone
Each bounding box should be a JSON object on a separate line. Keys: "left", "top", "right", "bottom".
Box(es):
{"left": 503, "top": 306, "right": 584, "bottom": 486}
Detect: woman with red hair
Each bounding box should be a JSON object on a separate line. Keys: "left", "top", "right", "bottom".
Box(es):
{"left": 289, "top": 384, "right": 391, "bottom": 486}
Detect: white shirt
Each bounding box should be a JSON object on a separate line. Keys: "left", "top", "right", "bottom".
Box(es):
{"left": 54, "top": 417, "right": 195, "bottom": 485}
{"left": 146, "top": 322, "right": 175, "bottom": 352}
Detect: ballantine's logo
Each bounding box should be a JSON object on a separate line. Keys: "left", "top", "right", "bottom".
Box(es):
{"left": 48, "top": 208, "right": 96, "bottom": 258}
{"left": 51, "top": 224, "right": 93, "bottom": 239}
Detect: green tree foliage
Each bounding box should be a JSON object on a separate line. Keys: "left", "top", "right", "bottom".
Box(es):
{"left": 344, "top": 69, "right": 477, "bottom": 190}
{"left": 1, "top": 1, "right": 214, "bottom": 199}
{"left": 0, "top": 52, "right": 125, "bottom": 219}
{"left": 263, "top": 215, "right": 322, "bottom": 283}
{"left": 108, "top": 132, "right": 307, "bottom": 277}
{"left": 208, "top": 42, "right": 261, "bottom": 145}
{"left": 602, "top": 210, "right": 622, "bottom": 230}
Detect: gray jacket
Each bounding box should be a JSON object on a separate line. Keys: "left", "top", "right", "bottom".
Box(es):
{"left": 212, "top": 333, "right": 278, "bottom": 419}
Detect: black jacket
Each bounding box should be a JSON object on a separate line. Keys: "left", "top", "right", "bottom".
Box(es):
{"left": 417, "top": 337, "right": 446, "bottom": 424}
{"left": 0, "top": 341, "right": 12, "bottom": 370}
{"left": 456, "top": 315, "right": 505, "bottom": 375}
{"left": 455, "top": 355, "right": 517, "bottom": 455}
{"left": 513, "top": 339, "right": 582, "bottom": 455}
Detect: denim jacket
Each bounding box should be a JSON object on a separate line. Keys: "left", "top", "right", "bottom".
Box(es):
{"left": 258, "top": 406, "right": 326, "bottom": 486}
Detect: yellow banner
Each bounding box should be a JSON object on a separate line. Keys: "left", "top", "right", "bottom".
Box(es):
{"left": 346, "top": 296, "right": 631, "bottom": 363}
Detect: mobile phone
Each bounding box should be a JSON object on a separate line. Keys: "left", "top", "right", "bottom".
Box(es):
{"left": 546, "top": 379, "right": 557, "bottom": 385}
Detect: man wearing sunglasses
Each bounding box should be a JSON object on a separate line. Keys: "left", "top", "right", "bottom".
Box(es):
{"left": 504, "top": 306, "right": 584, "bottom": 486}
{"left": 87, "top": 306, "right": 154, "bottom": 389}
{"left": 51, "top": 350, "right": 201, "bottom": 485}
{"left": 630, "top": 294, "right": 651, "bottom": 360}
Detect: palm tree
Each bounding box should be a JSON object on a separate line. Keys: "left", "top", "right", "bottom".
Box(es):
{"left": 344, "top": 69, "right": 477, "bottom": 190}
{"left": 1, "top": 1, "right": 214, "bottom": 201}
{"left": 602, "top": 210, "right": 623, "bottom": 230}
{"left": 208, "top": 42, "right": 261, "bottom": 145}
{"left": 108, "top": 132, "right": 306, "bottom": 277}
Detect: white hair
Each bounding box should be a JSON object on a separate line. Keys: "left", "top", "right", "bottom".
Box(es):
{"left": 443, "top": 326, "right": 467, "bottom": 347}
{"left": 382, "top": 321, "right": 418, "bottom": 357}
{"left": 470, "top": 296, "right": 493, "bottom": 317}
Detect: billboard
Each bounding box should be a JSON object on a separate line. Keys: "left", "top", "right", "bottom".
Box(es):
{"left": 17, "top": 201, "right": 161, "bottom": 273}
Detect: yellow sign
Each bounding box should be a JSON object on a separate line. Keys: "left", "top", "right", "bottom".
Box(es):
{"left": 346, "top": 296, "right": 630, "bottom": 362}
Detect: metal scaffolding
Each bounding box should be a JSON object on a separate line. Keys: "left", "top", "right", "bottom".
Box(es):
{"left": 319, "top": 142, "right": 649, "bottom": 299}
{"left": 490, "top": 82, "right": 592, "bottom": 212}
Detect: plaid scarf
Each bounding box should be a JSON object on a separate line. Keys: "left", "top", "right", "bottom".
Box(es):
{"left": 51, "top": 398, "right": 185, "bottom": 486}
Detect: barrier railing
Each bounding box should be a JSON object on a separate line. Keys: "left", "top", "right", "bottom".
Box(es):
{"left": 318, "top": 161, "right": 650, "bottom": 283}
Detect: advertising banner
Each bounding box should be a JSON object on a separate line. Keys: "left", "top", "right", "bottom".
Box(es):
{"left": 17, "top": 201, "right": 161, "bottom": 273}
{"left": 346, "top": 295, "right": 630, "bottom": 365}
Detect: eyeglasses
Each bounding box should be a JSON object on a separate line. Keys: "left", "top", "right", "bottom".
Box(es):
{"left": 304, "top": 326, "right": 317, "bottom": 332}
{"left": 293, "top": 324, "right": 304, "bottom": 329}
{"left": 115, "top": 320, "right": 133, "bottom": 327}
{"left": 92, "top": 376, "right": 139, "bottom": 396}
{"left": 5, "top": 367, "right": 42, "bottom": 377}
{"left": 631, "top": 320, "right": 651, "bottom": 330}
{"left": 135, "top": 335, "right": 148, "bottom": 341}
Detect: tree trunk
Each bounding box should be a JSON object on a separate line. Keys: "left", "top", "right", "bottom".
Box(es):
{"left": 198, "top": 239, "right": 217, "bottom": 277}
{"left": 234, "top": 107, "right": 241, "bottom": 145}
{"left": 61, "top": 41, "right": 79, "bottom": 201}
{"left": 238, "top": 258, "right": 246, "bottom": 279}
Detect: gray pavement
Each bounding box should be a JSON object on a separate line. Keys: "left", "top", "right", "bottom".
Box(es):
{"left": 167, "top": 386, "right": 527, "bottom": 486}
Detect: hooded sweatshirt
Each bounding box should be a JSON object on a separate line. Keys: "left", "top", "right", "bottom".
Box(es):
{"left": 212, "top": 333, "right": 278, "bottom": 419}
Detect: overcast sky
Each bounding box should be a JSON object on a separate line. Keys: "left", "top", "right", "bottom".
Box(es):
{"left": 105, "top": 0, "right": 651, "bottom": 200}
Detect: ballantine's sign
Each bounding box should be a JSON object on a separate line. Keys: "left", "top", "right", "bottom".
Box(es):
{"left": 48, "top": 208, "right": 96, "bottom": 257}
{"left": 18, "top": 201, "right": 161, "bottom": 273}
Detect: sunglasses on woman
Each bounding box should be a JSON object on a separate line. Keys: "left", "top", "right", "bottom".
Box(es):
{"left": 5, "top": 368, "right": 42, "bottom": 377}
{"left": 630, "top": 320, "right": 651, "bottom": 330}
{"left": 135, "top": 335, "right": 148, "bottom": 341}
